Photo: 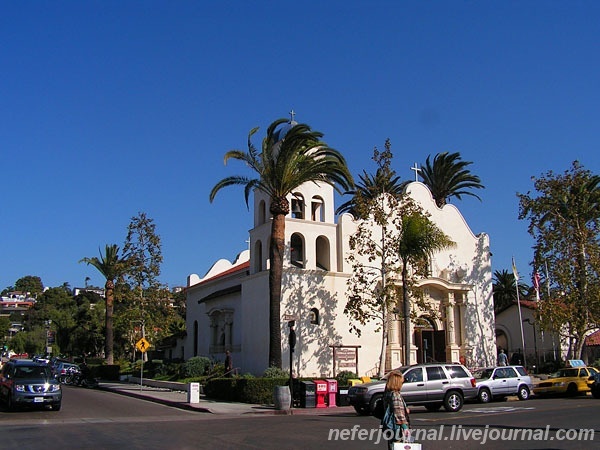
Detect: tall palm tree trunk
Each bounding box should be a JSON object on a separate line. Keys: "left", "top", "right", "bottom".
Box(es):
{"left": 105, "top": 280, "right": 115, "bottom": 365}
{"left": 269, "top": 213, "right": 285, "bottom": 368}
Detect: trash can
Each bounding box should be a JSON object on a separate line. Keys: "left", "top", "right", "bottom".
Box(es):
{"left": 337, "top": 386, "right": 351, "bottom": 406}
{"left": 326, "top": 379, "right": 338, "bottom": 407}
{"left": 348, "top": 378, "right": 363, "bottom": 386}
{"left": 314, "top": 379, "right": 328, "bottom": 408}
{"left": 273, "top": 385, "right": 291, "bottom": 410}
{"left": 297, "top": 380, "right": 316, "bottom": 408}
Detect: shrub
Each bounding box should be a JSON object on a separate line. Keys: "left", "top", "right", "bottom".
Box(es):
{"left": 205, "top": 377, "right": 289, "bottom": 404}
{"left": 335, "top": 370, "right": 358, "bottom": 386}
{"left": 263, "top": 366, "right": 289, "bottom": 378}
{"left": 183, "top": 356, "right": 211, "bottom": 378}
{"left": 97, "top": 364, "right": 120, "bottom": 381}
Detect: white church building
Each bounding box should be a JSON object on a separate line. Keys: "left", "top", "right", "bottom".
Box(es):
{"left": 185, "top": 179, "right": 496, "bottom": 378}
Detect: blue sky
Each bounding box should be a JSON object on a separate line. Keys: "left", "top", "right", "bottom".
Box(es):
{"left": 2, "top": 1, "right": 599, "bottom": 291}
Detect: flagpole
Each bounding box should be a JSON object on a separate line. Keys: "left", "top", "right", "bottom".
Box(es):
{"left": 533, "top": 270, "right": 545, "bottom": 364}
{"left": 513, "top": 257, "right": 527, "bottom": 368}
{"left": 545, "top": 260, "right": 557, "bottom": 361}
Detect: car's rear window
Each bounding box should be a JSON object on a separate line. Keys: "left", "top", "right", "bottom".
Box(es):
{"left": 474, "top": 369, "right": 493, "bottom": 380}
{"left": 514, "top": 366, "right": 528, "bottom": 376}
{"left": 445, "top": 365, "right": 469, "bottom": 378}
{"left": 426, "top": 366, "right": 447, "bottom": 381}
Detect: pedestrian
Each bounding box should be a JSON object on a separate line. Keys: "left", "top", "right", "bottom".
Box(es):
{"left": 381, "top": 370, "right": 410, "bottom": 450}
{"left": 224, "top": 350, "right": 233, "bottom": 377}
{"left": 497, "top": 348, "right": 508, "bottom": 366}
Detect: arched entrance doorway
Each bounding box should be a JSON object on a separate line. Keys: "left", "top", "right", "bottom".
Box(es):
{"left": 414, "top": 317, "right": 446, "bottom": 363}
{"left": 495, "top": 329, "right": 508, "bottom": 353}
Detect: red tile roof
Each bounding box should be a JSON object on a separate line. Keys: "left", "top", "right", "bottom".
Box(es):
{"left": 200, "top": 261, "right": 250, "bottom": 284}
{"left": 585, "top": 330, "right": 600, "bottom": 346}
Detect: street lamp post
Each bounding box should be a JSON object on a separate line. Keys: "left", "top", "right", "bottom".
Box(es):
{"left": 288, "top": 320, "right": 296, "bottom": 409}
{"left": 44, "top": 319, "right": 52, "bottom": 356}
{"left": 523, "top": 319, "right": 538, "bottom": 371}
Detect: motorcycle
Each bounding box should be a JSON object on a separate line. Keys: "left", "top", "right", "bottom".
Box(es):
{"left": 69, "top": 365, "right": 99, "bottom": 388}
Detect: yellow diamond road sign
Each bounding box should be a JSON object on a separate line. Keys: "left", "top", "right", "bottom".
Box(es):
{"left": 136, "top": 337, "right": 151, "bottom": 353}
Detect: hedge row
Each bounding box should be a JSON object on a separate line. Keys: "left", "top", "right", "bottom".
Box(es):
{"left": 204, "top": 377, "right": 289, "bottom": 404}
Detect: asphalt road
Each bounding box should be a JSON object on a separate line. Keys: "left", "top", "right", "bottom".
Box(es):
{"left": 0, "top": 386, "right": 598, "bottom": 449}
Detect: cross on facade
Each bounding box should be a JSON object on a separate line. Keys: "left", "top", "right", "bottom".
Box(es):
{"left": 411, "top": 162, "right": 421, "bottom": 181}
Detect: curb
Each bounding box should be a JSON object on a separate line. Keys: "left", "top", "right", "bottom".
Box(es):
{"left": 97, "top": 384, "right": 213, "bottom": 413}
{"left": 98, "top": 383, "right": 357, "bottom": 416}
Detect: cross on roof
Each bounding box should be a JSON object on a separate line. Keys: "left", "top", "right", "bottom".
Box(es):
{"left": 289, "top": 109, "right": 296, "bottom": 122}
{"left": 410, "top": 162, "right": 421, "bottom": 181}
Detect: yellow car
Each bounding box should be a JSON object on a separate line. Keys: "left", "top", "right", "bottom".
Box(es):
{"left": 534, "top": 366, "right": 599, "bottom": 396}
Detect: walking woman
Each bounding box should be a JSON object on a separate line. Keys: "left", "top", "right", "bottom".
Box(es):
{"left": 382, "top": 370, "right": 410, "bottom": 449}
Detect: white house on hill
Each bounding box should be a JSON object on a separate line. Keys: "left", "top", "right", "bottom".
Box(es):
{"left": 185, "top": 180, "right": 495, "bottom": 377}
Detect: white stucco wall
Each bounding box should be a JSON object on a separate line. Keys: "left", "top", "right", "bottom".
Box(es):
{"left": 184, "top": 181, "right": 495, "bottom": 376}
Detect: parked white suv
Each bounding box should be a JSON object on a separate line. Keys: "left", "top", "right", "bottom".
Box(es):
{"left": 347, "top": 363, "right": 478, "bottom": 415}
{"left": 473, "top": 366, "right": 533, "bottom": 403}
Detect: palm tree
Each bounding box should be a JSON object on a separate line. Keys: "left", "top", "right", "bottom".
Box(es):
{"left": 419, "top": 151, "right": 484, "bottom": 207}
{"left": 398, "top": 211, "right": 455, "bottom": 365}
{"left": 210, "top": 117, "right": 353, "bottom": 368}
{"left": 80, "top": 244, "right": 128, "bottom": 365}
{"left": 337, "top": 140, "right": 407, "bottom": 219}
{"left": 492, "top": 269, "right": 527, "bottom": 314}
{"left": 336, "top": 168, "right": 407, "bottom": 218}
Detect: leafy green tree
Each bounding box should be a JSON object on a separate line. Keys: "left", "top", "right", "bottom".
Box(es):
{"left": 518, "top": 161, "right": 600, "bottom": 359}
{"left": 397, "top": 211, "right": 455, "bottom": 365}
{"left": 336, "top": 139, "right": 407, "bottom": 218}
{"left": 0, "top": 316, "right": 10, "bottom": 342}
{"left": 72, "top": 292, "right": 105, "bottom": 357}
{"left": 345, "top": 143, "right": 408, "bottom": 376}
{"left": 80, "top": 244, "right": 128, "bottom": 364}
{"left": 121, "top": 212, "right": 165, "bottom": 359}
{"left": 419, "top": 151, "right": 484, "bottom": 207}
{"left": 210, "top": 117, "right": 353, "bottom": 368}
{"left": 31, "top": 287, "right": 77, "bottom": 355}
{"left": 15, "top": 276, "right": 44, "bottom": 296}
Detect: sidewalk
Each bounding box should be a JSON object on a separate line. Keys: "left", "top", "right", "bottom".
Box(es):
{"left": 98, "top": 381, "right": 356, "bottom": 416}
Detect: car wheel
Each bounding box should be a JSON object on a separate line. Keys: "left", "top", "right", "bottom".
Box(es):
{"left": 478, "top": 388, "right": 492, "bottom": 403}
{"left": 424, "top": 403, "right": 442, "bottom": 412}
{"left": 369, "top": 393, "right": 384, "bottom": 418}
{"left": 517, "top": 385, "right": 530, "bottom": 400}
{"left": 592, "top": 389, "right": 600, "bottom": 399}
{"left": 51, "top": 402, "right": 61, "bottom": 411}
{"left": 443, "top": 391, "right": 464, "bottom": 412}
{"left": 566, "top": 383, "right": 578, "bottom": 397}
{"left": 353, "top": 405, "right": 369, "bottom": 416}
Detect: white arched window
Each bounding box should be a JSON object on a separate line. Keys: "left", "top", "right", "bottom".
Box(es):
{"left": 254, "top": 240, "right": 263, "bottom": 272}
{"left": 311, "top": 196, "right": 324, "bottom": 222}
{"left": 291, "top": 194, "right": 304, "bottom": 219}
{"left": 258, "top": 200, "right": 266, "bottom": 225}
{"left": 290, "top": 233, "right": 305, "bottom": 268}
{"left": 316, "top": 235, "right": 330, "bottom": 271}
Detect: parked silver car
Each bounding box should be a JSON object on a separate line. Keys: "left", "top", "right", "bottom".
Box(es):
{"left": 473, "top": 365, "right": 533, "bottom": 403}
{"left": 347, "top": 363, "right": 478, "bottom": 415}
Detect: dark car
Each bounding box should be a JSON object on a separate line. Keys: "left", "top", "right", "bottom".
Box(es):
{"left": 0, "top": 359, "right": 62, "bottom": 411}
{"left": 591, "top": 372, "right": 600, "bottom": 399}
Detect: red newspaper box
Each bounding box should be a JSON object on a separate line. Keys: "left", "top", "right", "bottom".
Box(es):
{"left": 314, "top": 379, "right": 327, "bottom": 408}
{"left": 326, "top": 379, "right": 338, "bottom": 407}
